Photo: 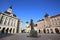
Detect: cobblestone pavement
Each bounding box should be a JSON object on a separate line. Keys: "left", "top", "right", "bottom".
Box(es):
{"left": 0, "top": 33, "right": 60, "bottom": 40}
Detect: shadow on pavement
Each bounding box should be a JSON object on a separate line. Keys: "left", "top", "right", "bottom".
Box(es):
{"left": 27, "top": 35, "right": 41, "bottom": 38}
{"left": 0, "top": 33, "right": 13, "bottom": 38}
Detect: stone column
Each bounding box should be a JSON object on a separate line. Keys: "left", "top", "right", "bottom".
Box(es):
{"left": 41, "top": 29, "right": 44, "bottom": 34}
{"left": 45, "top": 29, "right": 47, "bottom": 33}
{"left": 8, "top": 28, "right": 10, "bottom": 33}
{"left": 59, "top": 27, "right": 60, "bottom": 33}
{"left": 49, "top": 29, "right": 51, "bottom": 33}
{"left": 53, "top": 28, "right": 56, "bottom": 33}
{"left": 11, "top": 28, "right": 13, "bottom": 34}
{"left": 14, "top": 28, "right": 16, "bottom": 33}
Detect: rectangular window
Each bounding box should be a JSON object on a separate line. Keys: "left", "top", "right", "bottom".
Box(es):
{"left": 52, "top": 19, "right": 54, "bottom": 25}
{"left": 2, "top": 16, "right": 6, "bottom": 25}
{"left": 11, "top": 19, "right": 14, "bottom": 26}
{"left": 15, "top": 20, "right": 17, "bottom": 26}
{"left": 9, "top": 19, "right": 12, "bottom": 26}
{"left": 4, "top": 17, "right": 7, "bottom": 25}
{"left": 14, "top": 21, "right": 15, "bottom": 26}
{"left": 0, "top": 16, "right": 3, "bottom": 24}
{"left": 14, "top": 20, "right": 16, "bottom": 27}
{"left": 8, "top": 18, "right": 10, "bottom": 26}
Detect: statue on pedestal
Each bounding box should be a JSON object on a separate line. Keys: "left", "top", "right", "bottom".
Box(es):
{"left": 29, "top": 19, "right": 38, "bottom": 37}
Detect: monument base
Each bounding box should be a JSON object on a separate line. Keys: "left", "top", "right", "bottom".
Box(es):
{"left": 29, "top": 29, "right": 38, "bottom": 37}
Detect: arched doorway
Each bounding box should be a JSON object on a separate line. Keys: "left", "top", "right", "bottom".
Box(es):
{"left": 6, "top": 28, "right": 9, "bottom": 34}
{"left": 55, "top": 28, "right": 60, "bottom": 34}
{"left": 39, "top": 29, "right": 40, "bottom": 33}
{"left": 43, "top": 29, "right": 46, "bottom": 33}
{"left": 10, "top": 28, "right": 12, "bottom": 33}
{"left": 1, "top": 27, "right": 5, "bottom": 34}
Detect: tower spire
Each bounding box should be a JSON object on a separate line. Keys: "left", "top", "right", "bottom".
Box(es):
{"left": 7, "top": 6, "right": 12, "bottom": 13}
{"left": 9, "top": 6, "right": 12, "bottom": 9}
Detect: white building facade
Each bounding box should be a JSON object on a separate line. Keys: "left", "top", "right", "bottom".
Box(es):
{"left": 0, "top": 6, "right": 22, "bottom": 34}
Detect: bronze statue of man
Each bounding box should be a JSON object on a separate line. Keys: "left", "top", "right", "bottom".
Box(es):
{"left": 30, "top": 19, "right": 34, "bottom": 30}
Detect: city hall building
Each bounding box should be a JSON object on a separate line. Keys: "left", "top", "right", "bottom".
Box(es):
{"left": 25, "top": 14, "right": 60, "bottom": 34}
{"left": 0, "top": 6, "right": 22, "bottom": 34}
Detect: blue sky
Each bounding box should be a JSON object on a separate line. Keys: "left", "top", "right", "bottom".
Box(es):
{"left": 0, "top": 0, "right": 60, "bottom": 29}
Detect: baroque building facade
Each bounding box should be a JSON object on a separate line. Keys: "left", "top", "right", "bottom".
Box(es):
{"left": 0, "top": 6, "right": 22, "bottom": 34}
{"left": 25, "top": 14, "right": 60, "bottom": 34}
{"left": 37, "top": 14, "right": 60, "bottom": 34}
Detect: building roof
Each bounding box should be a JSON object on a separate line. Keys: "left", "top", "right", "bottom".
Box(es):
{"left": 51, "top": 14, "right": 60, "bottom": 18}
{"left": 13, "top": 14, "right": 16, "bottom": 17}
{"left": 4, "top": 11, "right": 11, "bottom": 14}
{"left": 37, "top": 19, "right": 44, "bottom": 22}
{"left": 37, "top": 14, "right": 60, "bottom": 22}
{"left": 4, "top": 11, "right": 16, "bottom": 17}
{"left": 9, "top": 6, "right": 12, "bottom": 9}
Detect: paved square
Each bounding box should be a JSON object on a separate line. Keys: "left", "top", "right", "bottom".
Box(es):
{"left": 0, "top": 33, "right": 60, "bottom": 40}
